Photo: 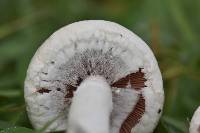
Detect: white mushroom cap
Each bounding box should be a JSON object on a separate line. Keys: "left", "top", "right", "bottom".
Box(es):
{"left": 190, "top": 107, "right": 200, "bottom": 133}
{"left": 24, "top": 20, "right": 164, "bottom": 133}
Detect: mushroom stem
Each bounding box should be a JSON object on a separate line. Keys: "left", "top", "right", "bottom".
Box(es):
{"left": 67, "top": 75, "right": 113, "bottom": 133}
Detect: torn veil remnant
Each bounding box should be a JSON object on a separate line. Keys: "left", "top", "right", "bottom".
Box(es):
{"left": 24, "top": 20, "right": 164, "bottom": 133}
{"left": 190, "top": 107, "right": 200, "bottom": 133}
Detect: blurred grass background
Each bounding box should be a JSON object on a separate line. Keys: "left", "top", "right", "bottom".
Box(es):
{"left": 0, "top": 0, "right": 200, "bottom": 132}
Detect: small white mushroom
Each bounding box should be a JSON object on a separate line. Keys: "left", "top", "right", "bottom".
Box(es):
{"left": 190, "top": 107, "right": 200, "bottom": 133}
{"left": 24, "top": 20, "right": 164, "bottom": 133}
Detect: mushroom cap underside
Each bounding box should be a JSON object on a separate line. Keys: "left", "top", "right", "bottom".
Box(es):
{"left": 24, "top": 20, "right": 164, "bottom": 133}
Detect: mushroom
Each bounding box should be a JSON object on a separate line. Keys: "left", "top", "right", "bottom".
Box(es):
{"left": 190, "top": 107, "right": 200, "bottom": 133}
{"left": 67, "top": 75, "right": 113, "bottom": 133}
{"left": 24, "top": 20, "right": 164, "bottom": 133}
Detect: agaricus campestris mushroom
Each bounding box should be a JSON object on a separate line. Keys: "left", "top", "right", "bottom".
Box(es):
{"left": 190, "top": 107, "right": 200, "bottom": 133}
{"left": 24, "top": 20, "right": 164, "bottom": 133}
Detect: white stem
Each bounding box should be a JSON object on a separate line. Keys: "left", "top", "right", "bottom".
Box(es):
{"left": 67, "top": 76, "right": 113, "bottom": 133}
